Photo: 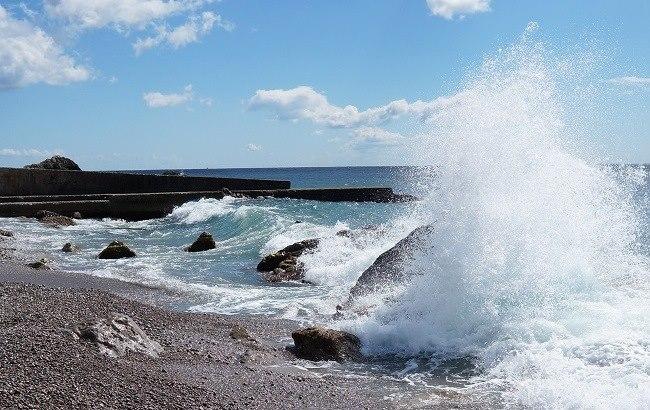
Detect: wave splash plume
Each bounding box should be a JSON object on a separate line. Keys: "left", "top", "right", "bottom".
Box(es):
{"left": 347, "top": 23, "right": 650, "bottom": 407}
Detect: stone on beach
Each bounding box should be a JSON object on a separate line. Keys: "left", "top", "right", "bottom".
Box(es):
{"left": 256, "top": 238, "right": 319, "bottom": 282}
{"left": 73, "top": 314, "right": 163, "bottom": 358}
{"left": 24, "top": 155, "right": 81, "bottom": 171}
{"left": 185, "top": 232, "right": 217, "bottom": 252}
{"left": 98, "top": 241, "right": 136, "bottom": 259}
{"left": 62, "top": 242, "right": 80, "bottom": 253}
{"left": 26, "top": 258, "right": 50, "bottom": 270}
{"left": 35, "top": 210, "right": 76, "bottom": 227}
{"left": 291, "top": 326, "right": 362, "bottom": 362}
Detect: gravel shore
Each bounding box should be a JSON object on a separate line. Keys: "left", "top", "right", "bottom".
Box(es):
{"left": 0, "top": 262, "right": 392, "bottom": 409}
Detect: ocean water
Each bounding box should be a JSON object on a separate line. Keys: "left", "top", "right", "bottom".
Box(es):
{"left": 2, "top": 23, "right": 650, "bottom": 408}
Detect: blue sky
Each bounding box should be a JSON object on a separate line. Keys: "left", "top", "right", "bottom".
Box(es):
{"left": 1, "top": 0, "right": 648, "bottom": 170}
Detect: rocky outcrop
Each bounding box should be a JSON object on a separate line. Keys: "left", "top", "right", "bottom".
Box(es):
{"left": 291, "top": 327, "right": 362, "bottom": 362}
{"left": 72, "top": 212, "right": 83, "bottom": 219}
{"left": 185, "top": 232, "right": 216, "bottom": 252}
{"left": 256, "top": 238, "right": 319, "bottom": 282}
{"left": 0, "top": 229, "right": 12, "bottom": 237}
{"left": 25, "top": 155, "right": 81, "bottom": 171}
{"left": 26, "top": 258, "right": 50, "bottom": 270}
{"left": 347, "top": 225, "right": 434, "bottom": 303}
{"left": 62, "top": 242, "right": 80, "bottom": 253}
{"left": 98, "top": 241, "right": 136, "bottom": 259}
{"left": 35, "top": 210, "right": 75, "bottom": 227}
{"left": 73, "top": 314, "right": 163, "bottom": 358}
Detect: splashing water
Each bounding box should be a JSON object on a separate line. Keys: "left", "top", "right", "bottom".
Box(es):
{"left": 347, "top": 24, "right": 650, "bottom": 407}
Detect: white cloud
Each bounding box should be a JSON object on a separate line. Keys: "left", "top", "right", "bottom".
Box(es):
{"left": 425, "top": 0, "right": 490, "bottom": 20}
{"left": 0, "top": 6, "right": 90, "bottom": 89}
{"left": 133, "top": 11, "right": 233, "bottom": 55}
{"left": 248, "top": 85, "right": 463, "bottom": 128}
{"left": 246, "top": 143, "right": 262, "bottom": 151}
{"left": 607, "top": 76, "right": 650, "bottom": 87}
{"left": 44, "top": 0, "right": 211, "bottom": 29}
{"left": 0, "top": 148, "right": 63, "bottom": 157}
{"left": 350, "top": 126, "right": 402, "bottom": 148}
{"left": 143, "top": 84, "right": 193, "bottom": 107}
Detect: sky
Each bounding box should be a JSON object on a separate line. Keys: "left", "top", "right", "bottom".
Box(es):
{"left": 0, "top": 0, "right": 648, "bottom": 170}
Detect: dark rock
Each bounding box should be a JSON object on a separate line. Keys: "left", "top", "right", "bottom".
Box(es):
{"left": 0, "top": 229, "right": 12, "bottom": 237}
{"left": 25, "top": 155, "right": 81, "bottom": 171}
{"left": 336, "top": 229, "right": 352, "bottom": 238}
{"left": 347, "top": 225, "right": 434, "bottom": 303}
{"left": 291, "top": 327, "right": 362, "bottom": 362}
{"left": 62, "top": 242, "right": 80, "bottom": 253}
{"left": 26, "top": 258, "right": 50, "bottom": 270}
{"left": 185, "top": 232, "right": 216, "bottom": 252}
{"left": 72, "top": 212, "right": 82, "bottom": 219}
{"left": 256, "top": 238, "right": 319, "bottom": 282}
{"left": 73, "top": 314, "right": 163, "bottom": 358}
{"left": 35, "top": 210, "right": 75, "bottom": 227}
{"left": 98, "top": 241, "right": 136, "bottom": 259}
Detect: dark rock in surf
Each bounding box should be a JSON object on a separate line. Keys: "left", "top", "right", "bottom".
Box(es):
{"left": 73, "top": 314, "right": 163, "bottom": 358}
{"left": 26, "top": 258, "right": 50, "bottom": 270}
{"left": 35, "top": 210, "right": 75, "bottom": 227}
{"left": 98, "top": 241, "right": 136, "bottom": 259}
{"left": 185, "top": 232, "right": 216, "bottom": 252}
{"left": 72, "top": 212, "right": 83, "bottom": 219}
{"left": 256, "top": 238, "right": 319, "bottom": 282}
{"left": 346, "top": 225, "right": 434, "bottom": 304}
{"left": 0, "top": 229, "right": 12, "bottom": 237}
{"left": 25, "top": 155, "right": 81, "bottom": 171}
{"left": 62, "top": 242, "right": 80, "bottom": 253}
{"left": 291, "top": 326, "right": 362, "bottom": 362}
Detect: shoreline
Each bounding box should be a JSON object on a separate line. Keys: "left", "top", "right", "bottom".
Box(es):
{"left": 0, "top": 260, "right": 396, "bottom": 409}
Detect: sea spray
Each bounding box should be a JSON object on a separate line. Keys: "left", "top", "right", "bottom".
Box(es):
{"left": 346, "top": 23, "right": 650, "bottom": 407}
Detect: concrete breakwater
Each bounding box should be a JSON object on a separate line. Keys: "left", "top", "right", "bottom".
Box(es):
{"left": 0, "top": 168, "right": 414, "bottom": 220}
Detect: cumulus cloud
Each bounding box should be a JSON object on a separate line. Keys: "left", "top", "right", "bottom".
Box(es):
{"left": 349, "top": 126, "right": 402, "bottom": 149}
{"left": 248, "top": 85, "right": 463, "bottom": 128}
{"left": 0, "top": 148, "right": 62, "bottom": 157}
{"left": 425, "top": 0, "right": 491, "bottom": 19}
{"left": 607, "top": 76, "right": 650, "bottom": 87}
{"left": 0, "top": 6, "right": 90, "bottom": 89}
{"left": 143, "top": 84, "right": 193, "bottom": 107}
{"left": 133, "top": 11, "right": 233, "bottom": 55}
{"left": 44, "top": 0, "right": 211, "bottom": 29}
{"left": 246, "top": 143, "right": 262, "bottom": 151}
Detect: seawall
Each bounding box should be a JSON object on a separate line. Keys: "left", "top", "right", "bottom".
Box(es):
{"left": 0, "top": 168, "right": 290, "bottom": 196}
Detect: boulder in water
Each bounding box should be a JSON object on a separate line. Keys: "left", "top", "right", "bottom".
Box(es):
{"left": 62, "top": 242, "right": 80, "bottom": 253}
{"left": 291, "top": 326, "right": 362, "bottom": 362}
{"left": 25, "top": 155, "right": 81, "bottom": 171}
{"left": 72, "top": 212, "right": 83, "bottom": 219}
{"left": 73, "top": 314, "right": 163, "bottom": 358}
{"left": 98, "top": 241, "right": 136, "bottom": 259}
{"left": 0, "top": 229, "right": 12, "bottom": 238}
{"left": 346, "top": 225, "right": 434, "bottom": 303}
{"left": 35, "top": 210, "right": 75, "bottom": 227}
{"left": 256, "top": 238, "right": 319, "bottom": 282}
{"left": 185, "top": 232, "right": 217, "bottom": 252}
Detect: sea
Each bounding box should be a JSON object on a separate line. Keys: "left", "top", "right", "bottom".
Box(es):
{"left": 2, "top": 24, "right": 649, "bottom": 408}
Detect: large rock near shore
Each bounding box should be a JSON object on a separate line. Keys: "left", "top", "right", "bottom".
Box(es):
{"left": 62, "top": 242, "right": 80, "bottom": 253}
{"left": 347, "top": 225, "right": 434, "bottom": 302}
{"left": 0, "top": 229, "right": 12, "bottom": 237}
{"left": 185, "top": 232, "right": 216, "bottom": 252}
{"left": 36, "top": 210, "right": 76, "bottom": 227}
{"left": 25, "top": 155, "right": 81, "bottom": 171}
{"left": 291, "top": 327, "right": 362, "bottom": 362}
{"left": 98, "top": 241, "right": 136, "bottom": 259}
{"left": 73, "top": 314, "right": 163, "bottom": 358}
{"left": 257, "top": 238, "right": 319, "bottom": 282}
